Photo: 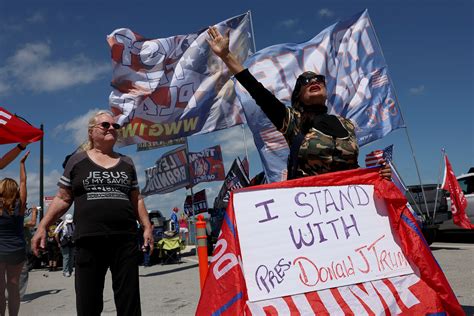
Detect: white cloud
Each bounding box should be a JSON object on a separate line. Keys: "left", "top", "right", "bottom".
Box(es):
{"left": 319, "top": 8, "right": 334, "bottom": 18}
{"left": 26, "top": 12, "right": 45, "bottom": 24}
{"left": 278, "top": 18, "right": 299, "bottom": 29}
{"left": 409, "top": 85, "right": 425, "bottom": 95}
{"left": 2, "top": 168, "right": 61, "bottom": 207}
{"left": 54, "top": 108, "right": 101, "bottom": 146}
{"left": 0, "top": 42, "right": 109, "bottom": 95}
{"left": 216, "top": 126, "right": 257, "bottom": 165}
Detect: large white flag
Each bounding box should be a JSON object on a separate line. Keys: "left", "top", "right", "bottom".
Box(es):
{"left": 107, "top": 13, "right": 253, "bottom": 147}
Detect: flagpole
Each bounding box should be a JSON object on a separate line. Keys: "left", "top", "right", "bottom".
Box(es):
{"left": 390, "top": 160, "right": 424, "bottom": 216}
{"left": 184, "top": 137, "right": 197, "bottom": 245}
{"left": 248, "top": 10, "right": 257, "bottom": 53}
{"left": 432, "top": 149, "right": 446, "bottom": 222}
{"left": 368, "top": 14, "right": 431, "bottom": 219}
{"left": 39, "top": 123, "right": 44, "bottom": 221}
{"left": 241, "top": 125, "right": 249, "bottom": 168}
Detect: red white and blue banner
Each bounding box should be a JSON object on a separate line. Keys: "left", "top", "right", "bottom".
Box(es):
{"left": 188, "top": 145, "right": 225, "bottom": 186}
{"left": 141, "top": 145, "right": 190, "bottom": 195}
{"left": 0, "top": 106, "right": 43, "bottom": 144}
{"left": 196, "top": 168, "right": 463, "bottom": 315}
{"left": 107, "top": 13, "right": 253, "bottom": 147}
{"left": 235, "top": 10, "right": 405, "bottom": 182}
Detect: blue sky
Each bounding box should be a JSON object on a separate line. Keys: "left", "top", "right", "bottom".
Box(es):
{"left": 1, "top": 0, "right": 472, "bottom": 218}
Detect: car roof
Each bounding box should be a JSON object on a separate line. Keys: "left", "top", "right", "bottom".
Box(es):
{"left": 148, "top": 210, "right": 165, "bottom": 216}
{"left": 457, "top": 173, "right": 474, "bottom": 180}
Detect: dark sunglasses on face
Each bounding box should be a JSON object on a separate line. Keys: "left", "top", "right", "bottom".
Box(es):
{"left": 301, "top": 74, "right": 326, "bottom": 86}
{"left": 96, "top": 122, "right": 121, "bottom": 130}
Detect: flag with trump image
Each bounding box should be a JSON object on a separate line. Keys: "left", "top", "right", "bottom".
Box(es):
{"left": 107, "top": 12, "right": 253, "bottom": 147}
{"left": 235, "top": 9, "right": 405, "bottom": 183}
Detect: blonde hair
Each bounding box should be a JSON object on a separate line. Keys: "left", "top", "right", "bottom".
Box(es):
{"left": 0, "top": 178, "right": 20, "bottom": 216}
{"left": 80, "top": 110, "right": 115, "bottom": 151}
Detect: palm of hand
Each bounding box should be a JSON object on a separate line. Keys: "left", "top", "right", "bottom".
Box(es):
{"left": 210, "top": 37, "right": 228, "bottom": 56}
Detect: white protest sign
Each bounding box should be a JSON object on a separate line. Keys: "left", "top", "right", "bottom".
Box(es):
{"left": 233, "top": 184, "right": 414, "bottom": 302}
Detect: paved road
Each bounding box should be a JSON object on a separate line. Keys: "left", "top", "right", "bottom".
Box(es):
{"left": 17, "top": 240, "right": 474, "bottom": 316}
{"left": 20, "top": 248, "right": 201, "bottom": 316}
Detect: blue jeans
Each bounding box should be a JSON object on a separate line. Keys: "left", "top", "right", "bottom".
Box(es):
{"left": 61, "top": 245, "right": 74, "bottom": 274}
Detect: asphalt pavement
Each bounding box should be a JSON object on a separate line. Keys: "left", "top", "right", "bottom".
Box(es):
{"left": 16, "top": 235, "right": 474, "bottom": 316}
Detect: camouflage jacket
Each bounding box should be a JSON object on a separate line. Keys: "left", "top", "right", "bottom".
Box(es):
{"left": 281, "top": 107, "right": 359, "bottom": 178}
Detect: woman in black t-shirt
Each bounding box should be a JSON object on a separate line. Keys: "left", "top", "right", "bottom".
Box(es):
{"left": 31, "top": 110, "right": 153, "bottom": 316}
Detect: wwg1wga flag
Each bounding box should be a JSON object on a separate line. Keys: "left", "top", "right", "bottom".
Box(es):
{"left": 196, "top": 169, "right": 463, "bottom": 315}
{"left": 107, "top": 13, "right": 253, "bottom": 147}
{"left": 234, "top": 10, "right": 405, "bottom": 182}
{"left": 442, "top": 154, "right": 474, "bottom": 229}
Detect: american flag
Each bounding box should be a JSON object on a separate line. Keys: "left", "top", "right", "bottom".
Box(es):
{"left": 260, "top": 128, "right": 288, "bottom": 152}
{"left": 370, "top": 69, "right": 390, "bottom": 88}
{"left": 365, "top": 145, "right": 393, "bottom": 167}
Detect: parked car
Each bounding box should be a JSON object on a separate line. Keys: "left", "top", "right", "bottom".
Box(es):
{"left": 148, "top": 210, "right": 167, "bottom": 242}
{"left": 405, "top": 184, "right": 450, "bottom": 244}
{"left": 439, "top": 168, "right": 474, "bottom": 230}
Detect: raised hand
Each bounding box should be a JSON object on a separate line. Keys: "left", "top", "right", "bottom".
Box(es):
{"left": 20, "top": 150, "right": 30, "bottom": 164}
{"left": 207, "top": 26, "right": 230, "bottom": 58}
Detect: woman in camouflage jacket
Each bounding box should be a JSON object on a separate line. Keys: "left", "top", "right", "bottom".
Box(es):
{"left": 207, "top": 26, "right": 391, "bottom": 180}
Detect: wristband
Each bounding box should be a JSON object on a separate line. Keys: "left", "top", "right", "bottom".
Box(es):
{"left": 17, "top": 144, "right": 26, "bottom": 151}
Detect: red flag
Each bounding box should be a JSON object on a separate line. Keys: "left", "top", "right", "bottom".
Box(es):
{"left": 196, "top": 168, "right": 464, "bottom": 315}
{"left": 0, "top": 107, "right": 43, "bottom": 144}
{"left": 441, "top": 154, "right": 474, "bottom": 229}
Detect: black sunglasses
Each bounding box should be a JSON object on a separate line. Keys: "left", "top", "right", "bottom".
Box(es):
{"left": 96, "top": 122, "right": 121, "bottom": 130}
{"left": 300, "top": 74, "right": 326, "bottom": 86}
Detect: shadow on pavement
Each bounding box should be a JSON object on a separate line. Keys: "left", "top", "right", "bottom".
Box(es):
{"left": 21, "top": 289, "right": 65, "bottom": 302}
{"left": 140, "top": 263, "right": 199, "bottom": 277}
{"left": 437, "top": 230, "right": 474, "bottom": 243}
{"left": 430, "top": 246, "right": 463, "bottom": 251}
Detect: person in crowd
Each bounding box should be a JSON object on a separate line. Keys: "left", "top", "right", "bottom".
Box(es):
{"left": 54, "top": 213, "right": 75, "bottom": 277}
{"left": 178, "top": 213, "right": 189, "bottom": 245}
{"left": 0, "top": 151, "right": 29, "bottom": 316}
{"left": 0, "top": 143, "right": 28, "bottom": 170}
{"left": 207, "top": 27, "right": 391, "bottom": 180}
{"left": 19, "top": 205, "right": 39, "bottom": 300}
{"left": 170, "top": 207, "right": 180, "bottom": 234}
{"left": 31, "top": 110, "right": 153, "bottom": 316}
{"left": 46, "top": 223, "right": 60, "bottom": 272}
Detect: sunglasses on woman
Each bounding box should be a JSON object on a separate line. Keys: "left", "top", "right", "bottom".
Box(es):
{"left": 300, "top": 74, "right": 326, "bottom": 86}
{"left": 95, "top": 122, "right": 121, "bottom": 130}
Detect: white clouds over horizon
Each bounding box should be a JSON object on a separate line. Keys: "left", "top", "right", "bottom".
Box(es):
{"left": 0, "top": 42, "right": 109, "bottom": 95}
{"left": 409, "top": 85, "right": 425, "bottom": 95}
{"left": 277, "top": 18, "right": 299, "bottom": 29}
{"left": 318, "top": 8, "right": 335, "bottom": 18}
{"left": 54, "top": 108, "right": 101, "bottom": 146}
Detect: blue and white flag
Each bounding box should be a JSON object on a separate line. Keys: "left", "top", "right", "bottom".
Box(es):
{"left": 235, "top": 10, "right": 405, "bottom": 182}
{"left": 107, "top": 13, "right": 253, "bottom": 147}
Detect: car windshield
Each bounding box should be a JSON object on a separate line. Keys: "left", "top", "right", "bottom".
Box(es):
{"left": 458, "top": 175, "right": 474, "bottom": 195}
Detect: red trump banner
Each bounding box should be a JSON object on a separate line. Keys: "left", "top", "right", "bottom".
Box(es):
{"left": 442, "top": 154, "right": 474, "bottom": 229}
{"left": 196, "top": 168, "right": 463, "bottom": 315}
{"left": 188, "top": 145, "right": 225, "bottom": 187}
{"left": 0, "top": 107, "right": 43, "bottom": 144}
